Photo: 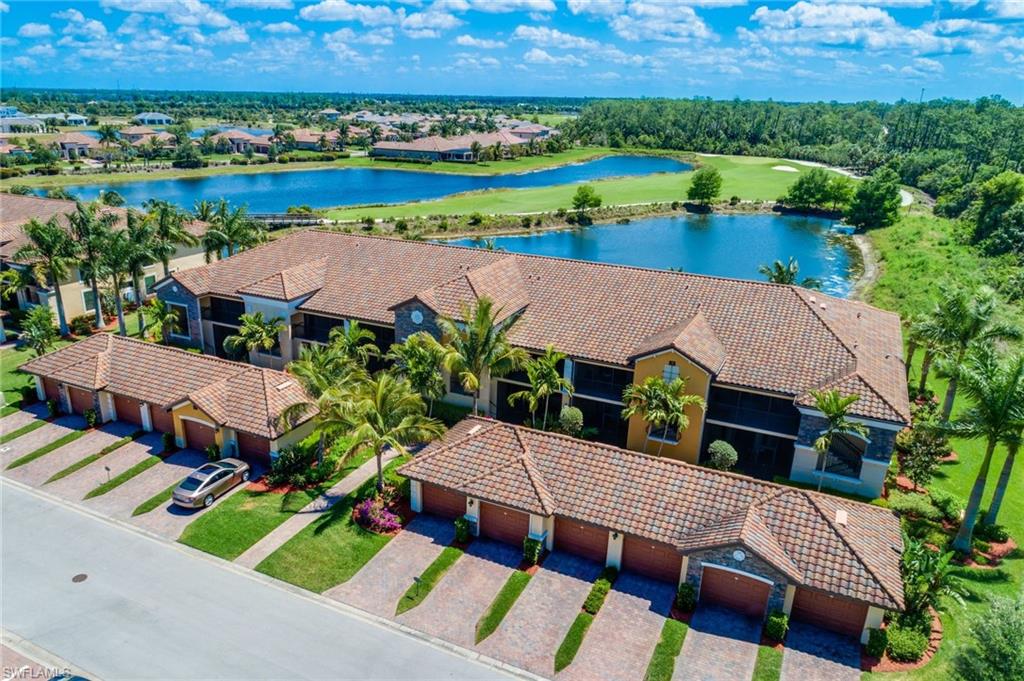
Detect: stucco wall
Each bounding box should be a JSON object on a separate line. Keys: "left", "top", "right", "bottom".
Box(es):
{"left": 626, "top": 351, "right": 709, "bottom": 463}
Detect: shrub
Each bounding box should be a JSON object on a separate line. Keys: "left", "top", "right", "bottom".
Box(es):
{"left": 954, "top": 595, "right": 1024, "bottom": 681}
{"left": 355, "top": 496, "right": 402, "bottom": 533}
{"left": 521, "top": 216, "right": 532, "bottom": 229}
{"left": 729, "top": 195, "right": 741, "bottom": 205}
{"left": 523, "top": 536, "right": 543, "bottom": 566}
{"left": 0, "top": 167, "right": 25, "bottom": 179}
{"left": 205, "top": 443, "right": 220, "bottom": 461}
{"left": 975, "top": 523, "right": 1010, "bottom": 543}
{"left": 929, "top": 489, "right": 964, "bottom": 523}
{"left": 764, "top": 610, "right": 789, "bottom": 642}
{"left": 69, "top": 315, "right": 94, "bottom": 336}
{"left": 394, "top": 218, "right": 408, "bottom": 233}
{"left": 705, "top": 440, "right": 738, "bottom": 471}
{"left": 559, "top": 406, "right": 583, "bottom": 437}
{"left": 265, "top": 443, "right": 320, "bottom": 487}
{"left": 83, "top": 408, "right": 98, "bottom": 428}
{"left": 886, "top": 624, "right": 929, "bottom": 662}
{"left": 675, "top": 582, "right": 697, "bottom": 612}
{"left": 46, "top": 398, "right": 59, "bottom": 418}
{"left": 161, "top": 431, "right": 176, "bottom": 452}
{"left": 454, "top": 516, "right": 473, "bottom": 544}
{"left": 583, "top": 567, "right": 618, "bottom": 615}
{"left": 20, "top": 385, "right": 37, "bottom": 405}
{"left": 888, "top": 491, "right": 942, "bottom": 521}
{"left": 867, "top": 628, "right": 888, "bottom": 658}
{"left": 468, "top": 212, "right": 484, "bottom": 226}
{"left": 361, "top": 216, "right": 375, "bottom": 231}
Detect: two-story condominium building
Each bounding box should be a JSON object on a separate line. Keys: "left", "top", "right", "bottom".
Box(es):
{"left": 156, "top": 231, "right": 911, "bottom": 498}
{"left": 1, "top": 194, "right": 209, "bottom": 321}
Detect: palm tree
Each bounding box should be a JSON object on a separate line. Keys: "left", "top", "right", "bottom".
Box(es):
{"left": 984, "top": 422, "right": 1021, "bottom": 526}
{"left": 68, "top": 202, "right": 117, "bottom": 328}
{"left": 658, "top": 376, "right": 707, "bottom": 456}
{"left": 621, "top": 376, "right": 669, "bottom": 455}
{"left": 947, "top": 348, "right": 1024, "bottom": 552}
{"left": 96, "top": 123, "right": 120, "bottom": 165}
{"left": 100, "top": 190, "right": 125, "bottom": 207}
{"left": 508, "top": 345, "right": 573, "bottom": 430}
{"left": 758, "top": 257, "right": 822, "bottom": 290}
{"left": 470, "top": 141, "right": 483, "bottom": 162}
{"left": 336, "top": 372, "right": 444, "bottom": 491}
{"left": 123, "top": 210, "right": 156, "bottom": 335}
{"left": 809, "top": 389, "right": 869, "bottom": 491}
{"left": 901, "top": 534, "right": 966, "bottom": 616}
{"left": 0, "top": 268, "right": 29, "bottom": 301}
{"left": 202, "top": 204, "right": 265, "bottom": 262}
{"left": 436, "top": 297, "right": 529, "bottom": 415}
{"left": 98, "top": 230, "right": 138, "bottom": 336}
{"left": 368, "top": 124, "right": 383, "bottom": 144}
{"left": 12, "top": 217, "right": 79, "bottom": 336}
{"left": 146, "top": 199, "right": 198, "bottom": 276}
{"left": 223, "top": 311, "right": 285, "bottom": 360}
{"left": 193, "top": 199, "right": 216, "bottom": 222}
{"left": 143, "top": 298, "right": 182, "bottom": 344}
{"left": 327, "top": 321, "right": 379, "bottom": 367}
{"left": 491, "top": 141, "right": 503, "bottom": 161}
{"left": 386, "top": 332, "right": 446, "bottom": 416}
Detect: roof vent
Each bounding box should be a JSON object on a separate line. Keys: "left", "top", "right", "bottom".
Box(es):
{"left": 275, "top": 380, "right": 295, "bottom": 391}
{"left": 819, "top": 303, "right": 827, "bottom": 310}
{"left": 809, "top": 296, "right": 817, "bottom": 304}
{"left": 468, "top": 424, "right": 482, "bottom": 435}
{"left": 835, "top": 509, "right": 848, "bottom": 526}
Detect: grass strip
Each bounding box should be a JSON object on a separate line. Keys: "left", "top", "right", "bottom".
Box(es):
{"left": 752, "top": 645, "right": 784, "bottom": 681}
{"left": 475, "top": 570, "right": 532, "bottom": 643}
{"left": 0, "top": 404, "right": 20, "bottom": 418}
{"left": 396, "top": 546, "right": 464, "bottom": 615}
{"left": 84, "top": 455, "right": 160, "bottom": 499}
{"left": 643, "top": 618, "right": 689, "bottom": 681}
{"left": 45, "top": 435, "right": 134, "bottom": 483}
{"left": 554, "top": 612, "right": 595, "bottom": 673}
{"left": 6, "top": 430, "right": 84, "bottom": 469}
{"left": 0, "top": 419, "right": 45, "bottom": 445}
{"left": 132, "top": 480, "right": 181, "bottom": 516}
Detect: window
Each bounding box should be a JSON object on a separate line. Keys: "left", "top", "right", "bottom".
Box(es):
{"left": 83, "top": 289, "right": 97, "bottom": 312}
{"left": 817, "top": 433, "right": 867, "bottom": 479}
{"left": 662, "top": 361, "right": 680, "bottom": 382}
{"left": 650, "top": 424, "right": 679, "bottom": 443}
{"left": 168, "top": 302, "right": 189, "bottom": 338}
{"left": 573, "top": 362, "right": 633, "bottom": 402}
{"left": 144, "top": 275, "right": 157, "bottom": 291}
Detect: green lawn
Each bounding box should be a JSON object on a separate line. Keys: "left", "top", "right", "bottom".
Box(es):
{"left": 0, "top": 420, "right": 45, "bottom": 444}
{"left": 254, "top": 457, "right": 408, "bottom": 592}
{"left": 325, "top": 154, "right": 830, "bottom": 220}
{"left": 643, "top": 618, "right": 689, "bottom": 681}
{"left": 6, "top": 430, "right": 84, "bottom": 469}
{"left": 395, "top": 545, "right": 463, "bottom": 615}
{"left": 752, "top": 645, "right": 783, "bottom": 681}
{"left": 1, "top": 341, "right": 70, "bottom": 406}
{"left": 475, "top": 570, "right": 533, "bottom": 643}
{"left": 44, "top": 433, "right": 138, "bottom": 483}
{"left": 83, "top": 455, "right": 161, "bottom": 499}
{"left": 132, "top": 480, "right": 180, "bottom": 516}
{"left": 554, "top": 612, "right": 594, "bottom": 672}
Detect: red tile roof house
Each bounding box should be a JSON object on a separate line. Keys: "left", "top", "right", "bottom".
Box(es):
{"left": 20, "top": 334, "right": 315, "bottom": 462}
{"left": 154, "top": 230, "right": 910, "bottom": 502}
{"left": 371, "top": 131, "right": 532, "bottom": 162}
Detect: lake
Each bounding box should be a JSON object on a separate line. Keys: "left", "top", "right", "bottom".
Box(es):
{"left": 447, "top": 213, "right": 855, "bottom": 297}
{"left": 57, "top": 155, "right": 690, "bottom": 212}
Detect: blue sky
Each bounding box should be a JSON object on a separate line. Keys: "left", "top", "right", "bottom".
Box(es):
{"left": 1, "top": 1, "right": 1022, "bottom": 102}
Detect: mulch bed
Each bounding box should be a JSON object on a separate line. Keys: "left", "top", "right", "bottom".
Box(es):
{"left": 246, "top": 479, "right": 304, "bottom": 494}
{"left": 861, "top": 608, "right": 942, "bottom": 673}
{"left": 957, "top": 537, "right": 1018, "bottom": 569}
{"left": 668, "top": 605, "right": 693, "bottom": 624}
{"left": 518, "top": 549, "right": 547, "bottom": 574}
{"left": 759, "top": 635, "right": 785, "bottom": 650}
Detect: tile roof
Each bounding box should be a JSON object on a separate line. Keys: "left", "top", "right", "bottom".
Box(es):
{"left": 402, "top": 417, "right": 905, "bottom": 610}
{"left": 170, "top": 231, "right": 909, "bottom": 424}
{"left": 20, "top": 334, "right": 313, "bottom": 438}
{"left": 372, "top": 131, "right": 530, "bottom": 154}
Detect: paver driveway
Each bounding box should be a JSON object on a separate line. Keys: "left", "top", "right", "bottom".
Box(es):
{"left": 397, "top": 538, "right": 520, "bottom": 648}
{"left": 4, "top": 421, "right": 137, "bottom": 487}
{"left": 780, "top": 621, "right": 861, "bottom": 681}
{"left": 85, "top": 447, "right": 208, "bottom": 519}
{"left": 1, "top": 414, "right": 84, "bottom": 469}
{"left": 0, "top": 402, "right": 49, "bottom": 433}
{"left": 560, "top": 571, "right": 674, "bottom": 681}
{"left": 478, "top": 551, "right": 602, "bottom": 678}
{"left": 43, "top": 432, "right": 163, "bottom": 501}
{"left": 674, "top": 605, "right": 762, "bottom": 681}
{"left": 326, "top": 514, "right": 455, "bottom": 617}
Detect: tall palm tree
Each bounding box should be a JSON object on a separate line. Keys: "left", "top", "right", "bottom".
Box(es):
{"left": 68, "top": 202, "right": 117, "bottom": 328}
{"left": 193, "top": 199, "right": 216, "bottom": 222}
{"left": 621, "top": 377, "right": 669, "bottom": 455}
{"left": 327, "top": 321, "right": 379, "bottom": 367}
{"left": 947, "top": 348, "right": 1024, "bottom": 552}
{"left": 143, "top": 298, "right": 182, "bottom": 344}
{"left": 758, "top": 257, "right": 822, "bottom": 290}
{"left": 146, "top": 199, "right": 198, "bottom": 277}
{"left": 470, "top": 141, "right": 483, "bottom": 162}
{"left": 491, "top": 141, "right": 503, "bottom": 161}
{"left": 809, "top": 389, "right": 869, "bottom": 491}
{"left": 984, "top": 422, "right": 1021, "bottom": 526}
{"left": 436, "top": 297, "right": 529, "bottom": 415}
{"left": 202, "top": 205, "right": 265, "bottom": 262}
{"left": 96, "top": 123, "right": 120, "bottom": 165}
{"left": 386, "top": 332, "right": 446, "bottom": 416}
{"left": 658, "top": 376, "right": 707, "bottom": 456}
{"left": 368, "top": 124, "right": 383, "bottom": 144}
{"left": 336, "top": 372, "right": 444, "bottom": 491}
{"left": 508, "top": 345, "right": 573, "bottom": 430}
{"left": 123, "top": 210, "right": 156, "bottom": 335}
{"left": 223, "top": 312, "right": 285, "bottom": 360}
{"left": 12, "top": 217, "right": 79, "bottom": 336}
{"left": 98, "top": 230, "right": 139, "bottom": 336}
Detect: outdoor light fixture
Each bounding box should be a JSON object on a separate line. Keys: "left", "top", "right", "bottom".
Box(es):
{"left": 468, "top": 499, "right": 475, "bottom": 507}
{"left": 612, "top": 532, "right": 620, "bottom": 540}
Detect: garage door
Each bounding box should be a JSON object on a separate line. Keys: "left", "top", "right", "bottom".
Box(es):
{"left": 554, "top": 517, "right": 608, "bottom": 563}
{"left": 113, "top": 394, "right": 143, "bottom": 426}
{"left": 699, "top": 565, "right": 771, "bottom": 618}
{"left": 237, "top": 431, "right": 271, "bottom": 463}
{"left": 184, "top": 419, "right": 217, "bottom": 452}
{"left": 43, "top": 378, "right": 61, "bottom": 402}
{"left": 622, "top": 535, "right": 683, "bottom": 583}
{"left": 422, "top": 483, "right": 466, "bottom": 519}
{"left": 68, "top": 386, "right": 95, "bottom": 415}
{"left": 791, "top": 588, "right": 869, "bottom": 638}
{"left": 480, "top": 502, "right": 530, "bottom": 545}
{"left": 150, "top": 405, "right": 174, "bottom": 434}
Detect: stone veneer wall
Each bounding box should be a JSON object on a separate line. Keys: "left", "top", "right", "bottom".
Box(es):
{"left": 394, "top": 301, "right": 441, "bottom": 343}
{"left": 685, "top": 546, "right": 789, "bottom": 615}
{"left": 797, "top": 413, "right": 898, "bottom": 463}
{"left": 157, "top": 283, "right": 203, "bottom": 348}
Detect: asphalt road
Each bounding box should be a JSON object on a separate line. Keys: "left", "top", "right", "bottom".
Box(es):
{"left": 0, "top": 480, "right": 512, "bottom": 681}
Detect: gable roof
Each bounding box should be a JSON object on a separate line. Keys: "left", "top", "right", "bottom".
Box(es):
{"left": 20, "top": 334, "right": 313, "bottom": 439}
{"left": 401, "top": 417, "right": 905, "bottom": 610}
{"left": 169, "top": 231, "right": 910, "bottom": 424}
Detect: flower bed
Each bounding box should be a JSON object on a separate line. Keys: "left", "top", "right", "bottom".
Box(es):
{"left": 861, "top": 607, "right": 943, "bottom": 672}
{"left": 352, "top": 495, "right": 404, "bottom": 535}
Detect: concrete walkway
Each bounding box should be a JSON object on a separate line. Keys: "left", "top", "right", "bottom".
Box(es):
{"left": 234, "top": 451, "right": 397, "bottom": 569}
{"left": 3, "top": 421, "right": 136, "bottom": 487}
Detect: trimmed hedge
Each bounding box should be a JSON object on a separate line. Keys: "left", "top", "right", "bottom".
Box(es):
{"left": 764, "top": 610, "right": 789, "bottom": 643}
{"left": 523, "top": 536, "right": 543, "bottom": 565}
{"left": 886, "top": 624, "right": 929, "bottom": 662}
{"left": 582, "top": 567, "right": 618, "bottom": 615}
{"left": 554, "top": 612, "right": 594, "bottom": 672}
{"left": 675, "top": 582, "right": 697, "bottom": 612}
{"left": 867, "top": 628, "right": 888, "bottom": 658}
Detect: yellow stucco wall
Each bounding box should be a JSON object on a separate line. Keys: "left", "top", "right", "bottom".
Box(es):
{"left": 170, "top": 402, "right": 224, "bottom": 449}
{"left": 271, "top": 418, "right": 316, "bottom": 453}
{"left": 625, "top": 351, "right": 709, "bottom": 463}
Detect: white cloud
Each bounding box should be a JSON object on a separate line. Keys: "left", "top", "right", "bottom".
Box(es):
{"left": 0, "top": 37, "right": 17, "bottom": 46}
{"left": 466, "top": 0, "right": 556, "bottom": 13}
{"left": 211, "top": 26, "right": 250, "bottom": 43}
{"left": 321, "top": 30, "right": 381, "bottom": 65}
{"left": 325, "top": 26, "right": 395, "bottom": 44}
{"left": 116, "top": 14, "right": 147, "bottom": 35}
{"left": 100, "top": 0, "right": 233, "bottom": 28}
{"left": 53, "top": 9, "right": 108, "bottom": 39}
{"left": 522, "top": 47, "right": 587, "bottom": 66}
{"left": 922, "top": 19, "right": 1001, "bottom": 37}
{"left": 593, "top": 70, "right": 621, "bottom": 80}
{"left": 512, "top": 25, "right": 599, "bottom": 49}
{"left": 611, "top": 3, "right": 713, "bottom": 42}
{"left": 0, "top": 2, "right": 9, "bottom": 12}
{"left": 26, "top": 43, "right": 56, "bottom": 57}
{"left": 451, "top": 52, "right": 501, "bottom": 69}
{"left": 226, "top": 0, "right": 294, "bottom": 8}
{"left": 567, "top": 0, "right": 626, "bottom": 16}
{"left": 12, "top": 56, "right": 36, "bottom": 69}
{"left": 987, "top": 0, "right": 1024, "bottom": 18}
{"left": 402, "top": 10, "right": 462, "bottom": 38}
{"left": 455, "top": 34, "right": 506, "bottom": 48}
{"left": 18, "top": 23, "right": 54, "bottom": 38}
{"left": 299, "top": 0, "right": 402, "bottom": 25}
{"left": 913, "top": 57, "right": 944, "bottom": 73}
{"left": 263, "top": 21, "right": 300, "bottom": 33}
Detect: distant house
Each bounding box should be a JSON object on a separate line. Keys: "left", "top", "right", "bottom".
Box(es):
{"left": 317, "top": 108, "right": 342, "bottom": 121}
{"left": 133, "top": 112, "right": 174, "bottom": 126}
{"left": 0, "top": 105, "right": 23, "bottom": 118}
{"left": 35, "top": 113, "right": 89, "bottom": 126}
{"left": 371, "top": 131, "right": 531, "bottom": 162}
{"left": 0, "top": 116, "right": 45, "bottom": 133}
{"left": 120, "top": 125, "right": 157, "bottom": 143}
{"left": 131, "top": 130, "right": 176, "bottom": 149}
{"left": 208, "top": 129, "right": 272, "bottom": 155}
{"left": 507, "top": 123, "right": 556, "bottom": 141}
{"left": 286, "top": 128, "right": 341, "bottom": 151}
{"left": 53, "top": 132, "right": 99, "bottom": 160}
{"left": 0, "top": 141, "right": 27, "bottom": 157}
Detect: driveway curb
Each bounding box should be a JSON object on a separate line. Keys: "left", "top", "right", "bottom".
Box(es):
{"left": 1, "top": 477, "right": 547, "bottom": 681}
{"left": 2, "top": 628, "right": 101, "bottom": 681}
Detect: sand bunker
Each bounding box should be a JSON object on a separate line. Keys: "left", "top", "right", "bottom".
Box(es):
{"left": 772, "top": 165, "right": 799, "bottom": 173}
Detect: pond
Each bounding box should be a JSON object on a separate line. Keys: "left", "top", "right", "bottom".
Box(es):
{"left": 55, "top": 155, "right": 690, "bottom": 212}
{"left": 447, "top": 213, "right": 856, "bottom": 297}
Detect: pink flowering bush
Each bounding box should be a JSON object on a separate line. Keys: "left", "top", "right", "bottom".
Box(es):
{"left": 355, "top": 497, "right": 402, "bottom": 534}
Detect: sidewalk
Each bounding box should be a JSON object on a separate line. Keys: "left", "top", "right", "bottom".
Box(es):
{"left": 234, "top": 450, "right": 397, "bottom": 569}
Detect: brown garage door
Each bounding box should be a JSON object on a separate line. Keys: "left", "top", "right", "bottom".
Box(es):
{"left": 622, "top": 535, "right": 683, "bottom": 583}
{"left": 422, "top": 483, "right": 466, "bottom": 519}
{"left": 554, "top": 517, "right": 608, "bottom": 563}
{"left": 791, "top": 588, "right": 868, "bottom": 638}
{"left": 113, "top": 394, "right": 143, "bottom": 426}
{"left": 184, "top": 419, "right": 217, "bottom": 452}
{"left": 68, "top": 386, "right": 95, "bottom": 415}
{"left": 480, "top": 502, "right": 530, "bottom": 545}
{"left": 43, "top": 378, "right": 61, "bottom": 402}
{"left": 699, "top": 565, "right": 771, "bottom": 618}
{"left": 150, "top": 405, "right": 174, "bottom": 434}
{"left": 237, "top": 431, "right": 271, "bottom": 463}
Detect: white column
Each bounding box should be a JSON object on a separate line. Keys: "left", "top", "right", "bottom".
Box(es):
{"left": 606, "top": 531, "right": 623, "bottom": 570}
{"left": 862, "top": 606, "right": 885, "bottom": 645}
{"left": 140, "top": 403, "right": 153, "bottom": 432}
{"left": 783, "top": 585, "right": 796, "bottom": 615}
{"left": 679, "top": 556, "right": 690, "bottom": 586}
{"left": 34, "top": 376, "right": 45, "bottom": 402}
{"left": 528, "top": 514, "right": 549, "bottom": 546}
{"left": 98, "top": 391, "right": 116, "bottom": 423}
{"left": 410, "top": 480, "right": 423, "bottom": 512}
{"left": 466, "top": 497, "right": 480, "bottom": 535}
{"left": 221, "top": 427, "right": 238, "bottom": 457}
